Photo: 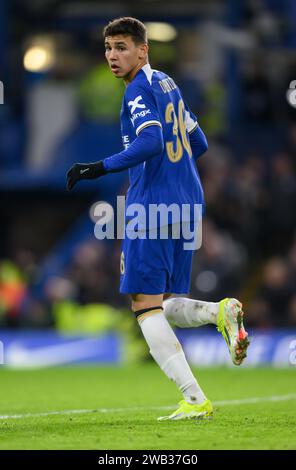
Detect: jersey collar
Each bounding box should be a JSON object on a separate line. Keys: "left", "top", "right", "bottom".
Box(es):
{"left": 140, "top": 63, "right": 153, "bottom": 85}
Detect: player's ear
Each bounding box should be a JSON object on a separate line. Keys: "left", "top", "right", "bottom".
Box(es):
{"left": 138, "top": 43, "right": 148, "bottom": 60}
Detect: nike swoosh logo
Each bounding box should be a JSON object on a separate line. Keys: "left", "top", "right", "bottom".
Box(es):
{"left": 5, "top": 339, "right": 108, "bottom": 368}
{"left": 80, "top": 168, "right": 89, "bottom": 175}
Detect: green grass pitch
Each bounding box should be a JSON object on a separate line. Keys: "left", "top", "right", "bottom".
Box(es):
{"left": 0, "top": 365, "right": 295, "bottom": 450}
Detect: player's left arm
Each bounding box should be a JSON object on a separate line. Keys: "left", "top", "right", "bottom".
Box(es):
{"left": 184, "top": 105, "right": 208, "bottom": 160}
{"left": 188, "top": 124, "right": 208, "bottom": 160}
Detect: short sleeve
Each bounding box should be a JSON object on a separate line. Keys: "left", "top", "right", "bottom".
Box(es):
{"left": 125, "top": 83, "right": 162, "bottom": 136}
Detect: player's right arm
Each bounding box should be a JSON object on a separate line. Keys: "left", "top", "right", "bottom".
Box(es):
{"left": 66, "top": 83, "right": 163, "bottom": 190}
{"left": 103, "top": 124, "right": 163, "bottom": 172}
{"left": 101, "top": 81, "right": 165, "bottom": 173}
{"left": 66, "top": 124, "right": 163, "bottom": 190}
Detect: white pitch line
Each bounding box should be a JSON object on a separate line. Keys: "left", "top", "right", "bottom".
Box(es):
{"left": 0, "top": 394, "right": 295, "bottom": 421}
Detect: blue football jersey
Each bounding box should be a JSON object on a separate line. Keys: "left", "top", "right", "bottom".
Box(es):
{"left": 120, "top": 63, "right": 204, "bottom": 228}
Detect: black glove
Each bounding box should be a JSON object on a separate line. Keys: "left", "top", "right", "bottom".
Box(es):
{"left": 66, "top": 161, "right": 107, "bottom": 191}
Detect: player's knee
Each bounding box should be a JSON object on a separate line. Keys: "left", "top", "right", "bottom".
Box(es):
{"left": 163, "top": 293, "right": 172, "bottom": 301}
{"left": 131, "top": 300, "right": 159, "bottom": 312}
{"left": 131, "top": 294, "right": 164, "bottom": 312}
{"left": 133, "top": 305, "right": 164, "bottom": 324}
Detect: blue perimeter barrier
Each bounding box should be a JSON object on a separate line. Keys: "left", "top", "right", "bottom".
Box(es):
{"left": 0, "top": 329, "right": 295, "bottom": 368}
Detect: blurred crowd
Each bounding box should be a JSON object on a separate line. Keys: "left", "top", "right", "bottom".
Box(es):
{"left": 1, "top": 123, "right": 296, "bottom": 330}
{"left": 0, "top": 0, "right": 296, "bottom": 342}
{"left": 191, "top": 123, "right": 296, "bottom": 329}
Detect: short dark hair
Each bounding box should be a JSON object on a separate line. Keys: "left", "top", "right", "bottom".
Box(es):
{"left": 103, "top": 17, "right": 147, "bottom": 45}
